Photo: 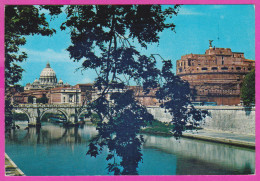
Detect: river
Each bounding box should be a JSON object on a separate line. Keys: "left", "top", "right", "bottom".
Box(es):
{"left": 5, "top": 121, "right": 255, "bottom": 175}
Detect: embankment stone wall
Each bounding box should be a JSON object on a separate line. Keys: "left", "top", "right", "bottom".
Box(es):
{"left": 147, "top": 106, "right": 255, "bottom": 135}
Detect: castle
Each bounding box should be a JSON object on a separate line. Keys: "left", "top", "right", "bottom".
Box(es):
{"left": 176, "top": 43, "right": 255, "bottom": 105}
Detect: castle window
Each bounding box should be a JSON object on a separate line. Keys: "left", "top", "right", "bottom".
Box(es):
{"left": 236, "top": 67, "right": 241, "bottom": 70}
{"left": 222, "top": 60, "right": 224, "bottom": 65}
{"left": 211, "top": 67, "right": 218, "bottom": 70}
{"left": 202, "top": 67, "right": 208, "bottom": 70}
{"left": 221, "top": 67, "right": 228, "bottom": 70}
{"left": 179, "top": 68, "right": 182, "bottom": 72}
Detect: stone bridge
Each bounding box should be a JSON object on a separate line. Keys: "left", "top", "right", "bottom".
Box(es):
{"left": 12, "top": 104, "right": 89, "bottom": 126}
{"left": 13, "top": 104, "right": 255, "bottom": 135}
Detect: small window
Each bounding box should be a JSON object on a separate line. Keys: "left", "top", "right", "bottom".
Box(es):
{"left": 211, "top": 67, "right": 218, "bottom": 70}
{"left": 236, "top": 67, "right": 241, "bottom": 70}
{"left": 188, "top": 60, "right": 191, "bottom": 66}
{"left": 221, "top": 67, "right": 228, "bottom": 70}
{"left": 248, "top": 67, "right": 252, "bottom": 71}
{"left": 202, "top": 67, "right": 208, "bottom": 70}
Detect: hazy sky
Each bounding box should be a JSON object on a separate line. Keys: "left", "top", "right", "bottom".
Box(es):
{"left": 17, "top": 5, "right": 255, "bottom": 86}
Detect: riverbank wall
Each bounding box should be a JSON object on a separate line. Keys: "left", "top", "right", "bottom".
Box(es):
{"left": 147, "top": 106, "right": 255, "bottom": 136}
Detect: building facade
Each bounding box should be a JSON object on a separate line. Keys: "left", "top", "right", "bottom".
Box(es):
{"left": 49, "top": 87, "right": 81, "bottom": 104}
{"left": 176, "top": 46, "right": 255, "bottom": 105}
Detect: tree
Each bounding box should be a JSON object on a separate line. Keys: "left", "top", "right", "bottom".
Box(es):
{"left": 241, "top": 69, "right": 255, "bottom": 106}
{"left": 61, "top": 5, "right": 207, "bottom": 175}
{"left": 5, "top": 5, "right": 61, "bottom": 131}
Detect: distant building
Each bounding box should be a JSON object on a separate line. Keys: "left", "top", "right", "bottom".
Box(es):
{"left": 13, "top": 62, "right": 82, "bottom": 104}
{"left": 12, "top": 89, "right": 50, "bottom": 104}
{"left": 49, "top": 87, "right": 81, "bottom": 104}
{"left": 24, "top": 62, "right": 66, "bottom": 90}
{"left": 128, "top": 86, "right": 159, "bottom": 106}
{"left": 74, "top": 84, "right": 94, "bottom": 104}
{"left": 176, "top": 45, "right": 255, "bottom": 105}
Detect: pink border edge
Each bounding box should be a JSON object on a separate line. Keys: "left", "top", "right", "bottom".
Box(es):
{"left": 0, "top": 0, "right": 258, "bottom": 181}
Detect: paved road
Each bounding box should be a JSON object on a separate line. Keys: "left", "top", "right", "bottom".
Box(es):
{"left": 185, "top": 129, "right": 255, "bottom": 142}
{"left": 183, "top": 129, "right": 255, "bottom": 148}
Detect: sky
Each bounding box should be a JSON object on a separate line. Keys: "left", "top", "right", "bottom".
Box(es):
{"left": 16, "top": 5, "right": 255, "bottom": 86}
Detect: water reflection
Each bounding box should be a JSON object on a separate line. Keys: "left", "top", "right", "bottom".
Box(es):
{"left": 6, "top": 121, "right": 98, "bottom": 145}
{"left": 143, "top": 135, "right": 255, "bottom": 174}
{"left": 5, "top": 121, "right": 255, "bottom": 175}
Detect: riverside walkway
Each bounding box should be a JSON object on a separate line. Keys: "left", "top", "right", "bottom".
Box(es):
{"left": 5, "top": 153, "right": 25, "bottom": 176}
{"left": 183, "top": 129, "right": 255, "bottom": 149}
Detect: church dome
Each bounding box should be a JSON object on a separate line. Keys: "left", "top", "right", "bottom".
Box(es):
{"left": 40, "top": 62, "right": 56, "bottom": 77}
{"left": 39, "top": 62, "right": 57, "bottom": 85}
{"left": 58, "top": 79, "right": 63, "bottom": 84}
{"left": 33, "top": 78, "right": 40, "bottom": 84}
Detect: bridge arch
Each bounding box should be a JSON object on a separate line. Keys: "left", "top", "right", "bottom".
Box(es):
{"left": 78, "top": 109, "right": 99, "bottom": 122}
{"left": 40, "top": 109, "right": 69, "bottom": 122}
{"left": 13, "top": 109, "right": 31, "bottom": 123}
{"left": 78, "top": 109, "right": 89, "bottom": 118}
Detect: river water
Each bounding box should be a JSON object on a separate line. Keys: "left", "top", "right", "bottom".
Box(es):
{"left": 5, "top": 121, "right": 255, "bottom": 176}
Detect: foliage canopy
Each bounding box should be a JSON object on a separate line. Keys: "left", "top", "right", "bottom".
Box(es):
{"left": 61, "top": 5, "right": 207, "bottom": 175}
{"left": 5, "top": 5, "right": 208, "bottom": 175}
{"left": 241, "top": 69, "right": 255, "bottom": 106}
{"left": 5, "top": 5, "right": 61, "bottom": 130}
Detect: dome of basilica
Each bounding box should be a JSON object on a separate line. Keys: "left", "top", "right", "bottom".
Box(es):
{"left": 40, "top": 62, "right": 56, "bottom": 77}
{"left": 24, "top": 62, "right": 68, "bottom": 90}
{"left": 39, "top": 62, "right": 57, "bottom": 85}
